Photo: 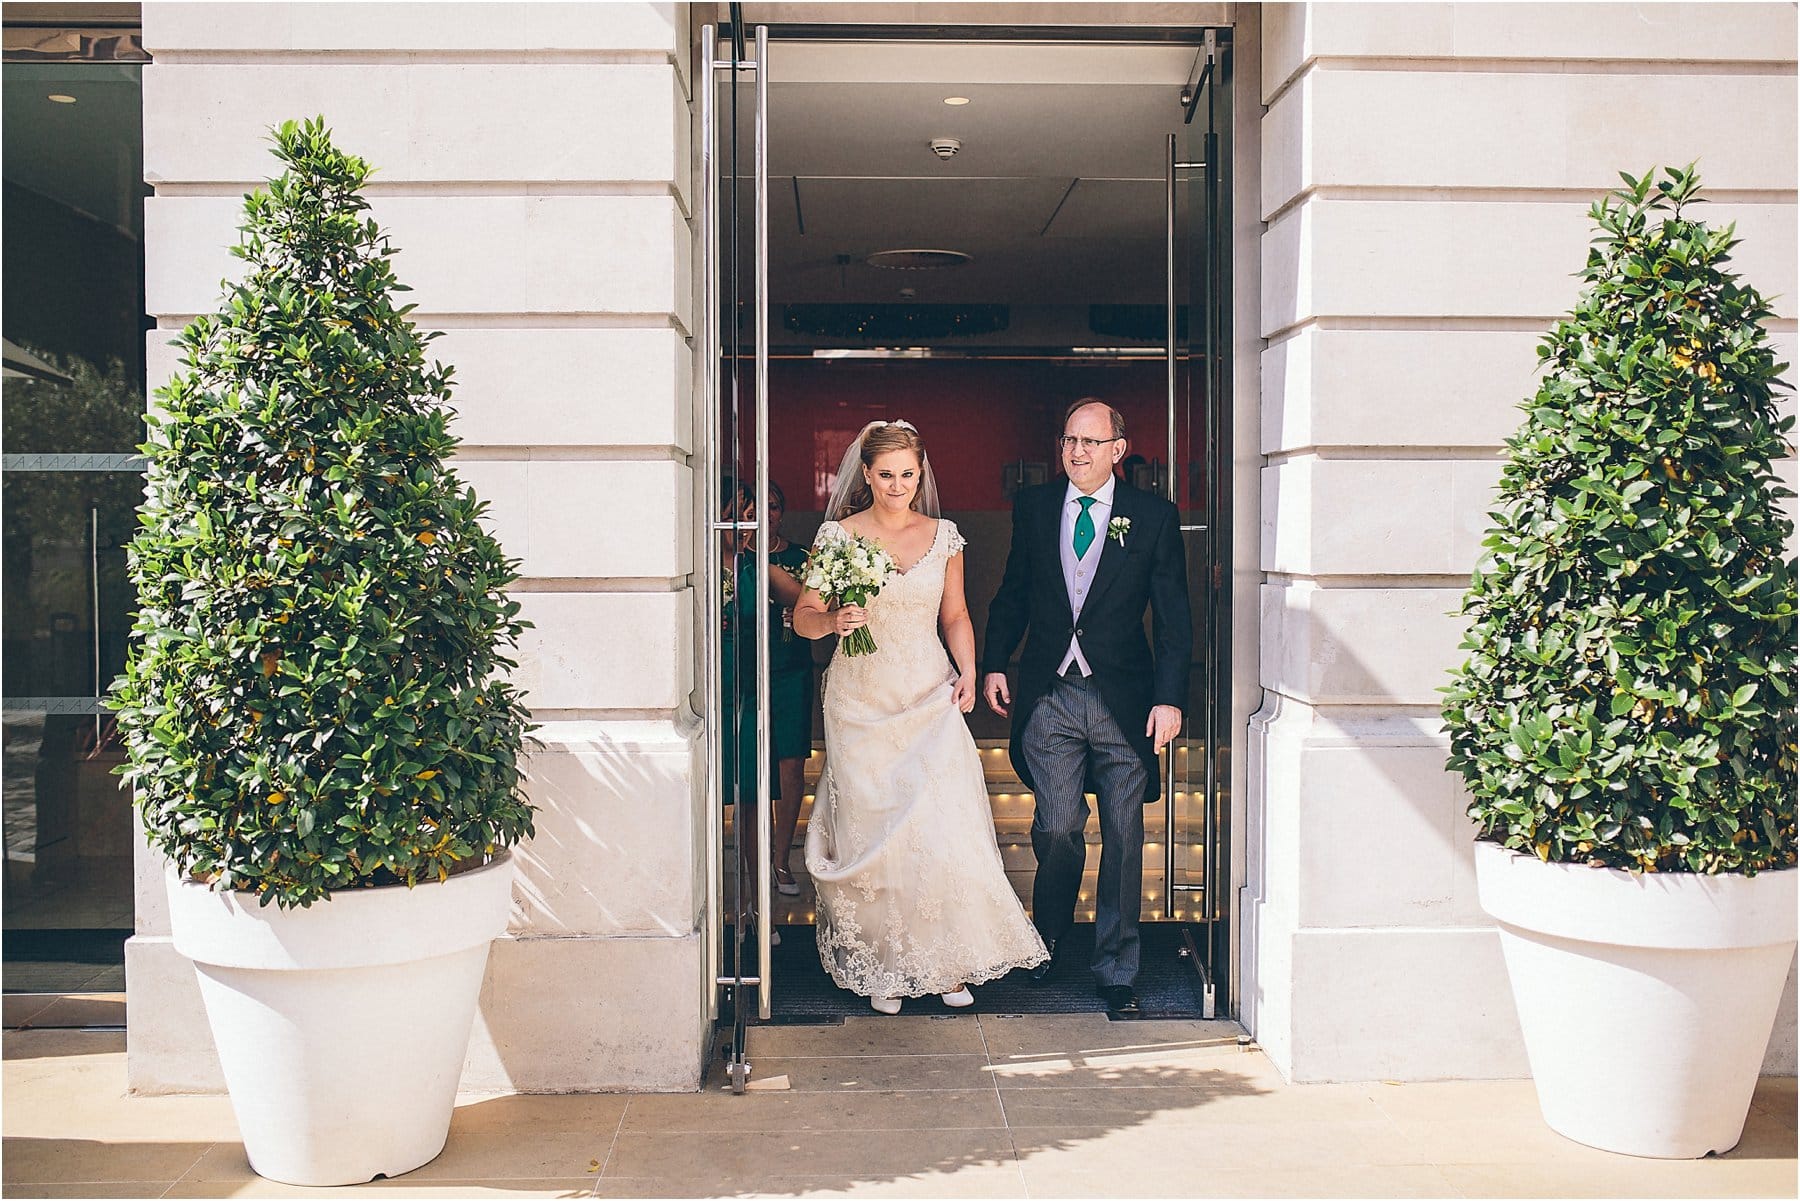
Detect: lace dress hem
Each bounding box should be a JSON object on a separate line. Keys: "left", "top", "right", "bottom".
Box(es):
{"left": 814, "top": 943, "right": 1050, "bottom": 1000}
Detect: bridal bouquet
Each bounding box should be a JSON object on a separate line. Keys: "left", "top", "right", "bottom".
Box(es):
{"left": 802, "top": 533, "right": 895, "bottom": 657}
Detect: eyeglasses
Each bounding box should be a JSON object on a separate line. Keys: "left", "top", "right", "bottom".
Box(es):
{"left": 1058, "top": 435, "right": 1122, "bottom": 452}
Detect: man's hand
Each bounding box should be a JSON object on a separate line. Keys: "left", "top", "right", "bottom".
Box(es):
{"left": 1146, "top": 704, "right": 1182, "bottom": 753}
{"left": 982, "top": 672, "right": 1011, "bottom": 717}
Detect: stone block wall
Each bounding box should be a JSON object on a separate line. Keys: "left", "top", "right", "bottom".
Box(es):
{"left": 124, "top": 0, "right": 1798, "bottom": 1094}
{"left": 129, "top": 1, "right": 707, "bottom": 1094}
{"left": 1247, "top": 1, "right": 1797, "bottom": 1081}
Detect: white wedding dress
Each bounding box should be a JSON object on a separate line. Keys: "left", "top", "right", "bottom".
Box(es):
{"left": 805, "top": 517, "right": 1049, "bottom": 998}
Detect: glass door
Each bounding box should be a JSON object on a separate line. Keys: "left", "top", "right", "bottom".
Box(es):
{"left": 2, "top": 27, "right": 152, "bottom": 997}
{"left": 700, "top": 18, "right": 773, "bottom": 1092}
{"left": 1163, "top": 28, "right": 1232, "bottom": 1017}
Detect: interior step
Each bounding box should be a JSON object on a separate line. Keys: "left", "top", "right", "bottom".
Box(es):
{"left": 728, "top": 806, "right": 1186, "bottom": 846}
{"left": 726, "top": 738, "right": 1218, "bottom": 925}
{"left": 794, "top": 742, "right": 1199, "bottom": 785}
{"left": 726, "top": 788, "right": 1223, "bottom": 842}
{"left": 725, "top": 868, "right": 1213, "bottom": 925}
{"left": 732, "top": 843, "right": 1212, "bottom": 924}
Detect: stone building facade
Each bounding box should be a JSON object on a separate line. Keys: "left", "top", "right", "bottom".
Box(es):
{"left": 123, "top": 1, "right": 1795, "bottom": 1094}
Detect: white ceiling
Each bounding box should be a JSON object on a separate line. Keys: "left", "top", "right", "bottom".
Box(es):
{"left": 734, "top": 41, "right": 1211, "bottom": 319}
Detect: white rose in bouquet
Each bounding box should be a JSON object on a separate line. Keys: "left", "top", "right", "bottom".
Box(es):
{"left": 802, "top": 532, "right": 896, "bottom": 656}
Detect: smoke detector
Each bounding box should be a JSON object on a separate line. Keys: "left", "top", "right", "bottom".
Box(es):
{"left": 929, "top": 137, "right": 962, "bottom": 161}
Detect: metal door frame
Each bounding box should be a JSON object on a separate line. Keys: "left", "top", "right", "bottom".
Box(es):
{"left": 1162, "top": 28, "right": 1234, "bottom": 1016}
{"left": 698, "top": 19, "right": 1237, "bottom": 1064}
{"left": 701, "top": 18, "right": 773, "bottom": 1094}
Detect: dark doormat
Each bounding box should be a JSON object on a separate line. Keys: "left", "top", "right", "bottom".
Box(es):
{"left": 2, "top": 928, "right": 129, "bottom": 965}
{"left": 735, "top": 923, "right": 1211, "bottom": 1020}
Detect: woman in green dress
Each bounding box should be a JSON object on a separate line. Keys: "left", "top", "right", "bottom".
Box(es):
{"left": 718, "top": 478, "right": 807, "bottom": 897}
{"left": 762, "top": 480, "right": 814, "bottom": 896}
{"left": 719, "top": 479, "right": 754, "bottom": 819}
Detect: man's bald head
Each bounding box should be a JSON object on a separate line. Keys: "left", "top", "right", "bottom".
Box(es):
{"left": 1063, "top": 398, "right": 1126, "bottom": 440}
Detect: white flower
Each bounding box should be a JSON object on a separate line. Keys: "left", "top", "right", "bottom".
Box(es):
{"left": 802, "top": 531, "right": 894, "bottom": 602}
{"left": 800, "top": 530, "right": 895, "bottom": 657}
{"left": 1109, "top": 516, "right": 1131, "bottom": 547}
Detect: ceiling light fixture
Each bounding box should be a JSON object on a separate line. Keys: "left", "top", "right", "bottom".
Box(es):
{"left": 47, "top": 93, "right": 76, "bottom": 104}
{"left": 866, "top": 249, "right": 972, "bottom": 270}
{"left": 943, "top": 96, "right": 970, "bottom": 106}
{"left": 812, "top": 347, "right": 933, "bottom": 360}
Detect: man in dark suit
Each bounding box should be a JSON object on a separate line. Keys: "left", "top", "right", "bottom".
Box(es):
{"left": 981, "top": 399, "right": 1192, "bottom": 1014}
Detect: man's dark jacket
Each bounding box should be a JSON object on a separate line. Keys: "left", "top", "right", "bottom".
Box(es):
{"left": 980, "top": 478, "right": 1192, "bottom": 803}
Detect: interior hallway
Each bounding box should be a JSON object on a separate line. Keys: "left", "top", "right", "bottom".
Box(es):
{"left": 3, "top": 1005, "right": 1794, "bottom": 1198}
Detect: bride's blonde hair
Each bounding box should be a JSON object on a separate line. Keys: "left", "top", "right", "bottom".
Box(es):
{"left": 833, "top": 423, "right": 931, "bottom": 520}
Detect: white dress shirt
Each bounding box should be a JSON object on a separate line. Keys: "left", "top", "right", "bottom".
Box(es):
{"left": 1057, "top": 475, "right": 1115, "bottom": 677}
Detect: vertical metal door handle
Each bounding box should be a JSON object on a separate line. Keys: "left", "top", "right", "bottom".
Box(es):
{"left": 699, "top": 22, "right": 722, "bottom": 1024}
{"left": 1162, "top": 132, "right": 1179, "bottom": 921}
{"left": 752, "top": 23, "right": 774, "bottom": 1022}
{"left": 91, "top": 504, "right": 102, "bottom": 747}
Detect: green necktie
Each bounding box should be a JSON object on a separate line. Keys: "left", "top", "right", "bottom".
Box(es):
{"left": 1073, "top": 495, "right": 1097, "bottom": 558}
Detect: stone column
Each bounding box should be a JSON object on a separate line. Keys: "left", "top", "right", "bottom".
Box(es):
{"left": 1248, "top": 1, "right": 1796, "bottom": 1081}
{"left": 129, "top": 1, "right": 706, "bottom": 1093}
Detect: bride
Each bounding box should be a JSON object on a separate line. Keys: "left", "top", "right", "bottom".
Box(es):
{"left": 792, "top": 421, "right": 1048, "bottom": 1014}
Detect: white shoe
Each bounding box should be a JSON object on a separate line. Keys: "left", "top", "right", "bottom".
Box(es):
{"left": 940, "top": 986, "right": 973, "bottom": 1008}
{"left": 870, "top": 995, "right": 902, "bottom": 1015}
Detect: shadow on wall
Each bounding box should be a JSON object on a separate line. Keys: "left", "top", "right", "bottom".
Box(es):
{"left": 1237, "top": 584, "right": 1800, "bottom": 1082}
{"left": 469, "top": 721, "right": 705, "bottom": 1093}
{"left": 509, "top": 728, "right": 696, "bottom": 938}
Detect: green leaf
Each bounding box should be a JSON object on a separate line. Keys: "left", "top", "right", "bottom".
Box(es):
{"left": 1441, "top": 165, "right": 1798, "bottom": 879}
{"left": 109, "top": 118, "right": 536, "bottom": 909}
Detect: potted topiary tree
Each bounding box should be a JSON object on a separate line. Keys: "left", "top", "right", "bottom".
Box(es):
{"left": 1444, "top": 165, "right": 1797, "bottom": 1159}
{"left": 111, "top": 118, "right": 535, "bottom": 1186}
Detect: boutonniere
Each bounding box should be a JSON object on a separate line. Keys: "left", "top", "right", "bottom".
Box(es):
{"left": 1108, "top": 516, "right": 1131, "bottom": 547}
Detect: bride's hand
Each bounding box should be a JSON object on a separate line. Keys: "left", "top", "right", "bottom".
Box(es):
{"left": 951, "top": 672, "right": 976, "bottom": 714}
{"left": 831, "top": 604, "right": 868, "bottom": 636}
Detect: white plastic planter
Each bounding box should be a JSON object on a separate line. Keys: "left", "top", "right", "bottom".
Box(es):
{"left": 1476, "top": 841, "right": 1796, "bottom": 1158}
{"left": 166, "top": 853, "right": 515, "bottom": 1186}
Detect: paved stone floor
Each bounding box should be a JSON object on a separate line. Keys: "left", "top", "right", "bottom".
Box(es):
{"left": 3, "top": 1013, "right": 1795, "bottom": 1198}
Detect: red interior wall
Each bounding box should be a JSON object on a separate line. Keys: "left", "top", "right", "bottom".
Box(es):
{"left": 743, "top": 360, "right": 1170, "bottom": 512}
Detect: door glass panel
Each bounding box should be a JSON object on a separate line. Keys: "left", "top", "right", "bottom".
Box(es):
{"left": 1172, "top": 34, "right": 1231, "bottom": 991}
{"left": 2, "top": 55, "right": 149, "bottom": 994}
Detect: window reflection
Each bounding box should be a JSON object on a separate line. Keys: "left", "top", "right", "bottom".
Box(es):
{"left": 2, "top": 470, "right": 141, "bottom": 702}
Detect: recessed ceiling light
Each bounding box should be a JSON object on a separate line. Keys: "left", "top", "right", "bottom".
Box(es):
{"left": 47, "top": 93, "right": 77, "bottom": 104}
{"left": 943, "top": 96, "right": 970, "bottom": 106}
{"left": 814, "top": 348, "right": 933, "bottom": 359}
